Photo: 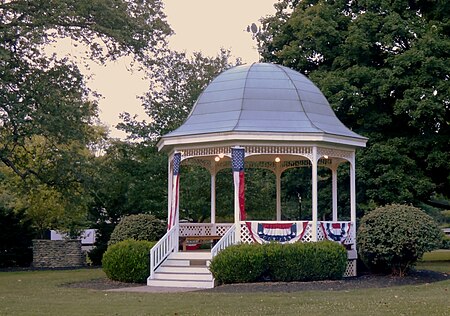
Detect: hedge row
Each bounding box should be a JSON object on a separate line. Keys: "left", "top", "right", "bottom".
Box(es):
{"left": 209, "top": 241, "right": 348, "bottom": 284}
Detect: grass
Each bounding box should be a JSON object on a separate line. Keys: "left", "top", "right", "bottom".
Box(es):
{"left": 0, "top": 251, "right": 449, "bottom": 316}
{"left": 417, "top": 249, "right": 450, "bottom": 273}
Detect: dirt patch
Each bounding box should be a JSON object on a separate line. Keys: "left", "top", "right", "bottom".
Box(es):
{"left": 63, "top": 269, "right": 449, "bottom": 292}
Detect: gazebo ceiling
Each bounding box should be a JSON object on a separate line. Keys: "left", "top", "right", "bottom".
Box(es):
{"left": 157, "top": 63, "right": 367, "bottom": 152}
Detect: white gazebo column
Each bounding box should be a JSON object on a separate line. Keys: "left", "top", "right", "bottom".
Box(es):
{"left": 331, "top": 162, "right": 338, "bottom": 222}
{"left": 210, "top": 168, "right": 216, "bottom": 225}
{"left": 168, "top": 152, "right": 182, "bottom": 251}
{"left": 232, "top": 147, "right": 245, "bottom": 242}
{"left": 275, "top": 161, "right": 282, "bottom": 221}
{"left": 167, "top": 153, "right": 173, "bottom": 224}
{"left": 311, "top": 146, "right": 318, "bottom": 241}
{"left": 350, "top": 152, "right": 356, "bottom": 226}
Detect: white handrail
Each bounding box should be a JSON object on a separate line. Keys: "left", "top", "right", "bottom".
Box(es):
{"left": 211, "top": 224, "right": 236, "bottom": 258}
{"left": 149, "top": 225, "right": 177, "bottom": 279}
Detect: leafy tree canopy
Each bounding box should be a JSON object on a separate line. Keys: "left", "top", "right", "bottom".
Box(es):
{"left": 1, "top": 0, "right": 171, "bottom": 182}
{"left": 255, "top": 0, "right": 450, "bottom": 207}
{"left": 118, "top": 49, "right": 241, "bottom": 142}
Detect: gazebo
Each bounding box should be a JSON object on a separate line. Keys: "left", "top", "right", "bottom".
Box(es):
{"left": 147, "top": 63, "right": 367, "bottom": 288}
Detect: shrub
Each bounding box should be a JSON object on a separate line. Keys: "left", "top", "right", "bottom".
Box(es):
{"left": 442, "top": 235, "right": 450, "bottom": 250}
{"left": 264, "top": 241, "right": 347, "bottom": 282}
{"left": 209, "top": 243, "right": 265, "bottom": 284}
{"left": 102, "top": 239, "right": 155, "bottom": 283}
{"left": 88, "top": 222, "right": 115, "bottom": 266}
{"left": 108, "top": 214, "right": 165, "bottom": 245}
{"left": 358, "top": 204, "right": 442, "bottom": 276}
{"left": 209, "top": 241, "right": 347, "bottom": 284}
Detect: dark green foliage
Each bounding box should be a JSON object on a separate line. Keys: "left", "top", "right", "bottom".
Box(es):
{"left": 209, "top": 243, "right": 266, "bottom": 284}
{"left": 108, "top": 214, "right": 165, "bottom": 245}
{"left": 0, "top": 208, "right": 36, "bottom": 268}
{"left": 87, "top": 222, "right": 115, "bottom": 266}
{"left": 102, "top": 240, "right": 155, "bottom": 283}
{"left": 358, "top": 204, "right": 442, "bottom": 276}
{"left": 209, "top": 241, "right": 347, "bottom": 284}
{"left": 256, "top": 0, "right": 450, "bottom": 206}
{"left": 441, "top": 235, "right": 450, "bottom": 250}
{"left": 265, "top": 241, "right": 347, "bottom": 282}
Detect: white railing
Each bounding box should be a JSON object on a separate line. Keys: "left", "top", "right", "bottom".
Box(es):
{"left": 149, "top": 225, "right": 177, "bottom": 279}
{"left": 179, "top": 223, "right": 233, "bottom": 237}
{"left": 211, "top": 224, "right": 236, "bottom": 258}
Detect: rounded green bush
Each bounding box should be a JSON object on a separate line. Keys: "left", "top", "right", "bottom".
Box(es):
{"left": 102, "top": 239, "right": 155, "bottom": 283}
{"left": 358, "top": 204, "right": 442, "bottom": 276}
{"left": 108, "top": 214, "right": 165, "bottom": 245}
{"left": 210, "top": 241, "right": 347, "bottom": 284}
{"left": 265, "top": 241, "right": 347, "bottom": 282}
{"left": 209, "top": 243, "right": 265, "bottom": 284}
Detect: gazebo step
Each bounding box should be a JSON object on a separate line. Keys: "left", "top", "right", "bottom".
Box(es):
{"left": 162, "top": 259, "right": 191, "bottom": 267}
{"left": 147, "top": 278, "right": 214, "bottom": 289}
{"left": 157, "top": 266, "right": 210, "bottom": 274}
{"left": 153, "top": 271, "right": 213, "bottom": 281}
{"left": 168, "top": 252, "right": 212, "bottom": 260}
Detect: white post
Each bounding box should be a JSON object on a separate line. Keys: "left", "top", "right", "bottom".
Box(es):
{"left": 332, "top": 163, "right": 338, "bottom": 222}
{"left": 167, "top": 153, "right": 173, "bottom": 226}
{"left": 350, "top": 152, "right": 356, "bottom": 227}
{"left": 312, "top": 146, "right": 318, "bottom": 241}
{"left": 275, "top": 165, "right": 282, "bottom": 221}
{"left": 211, "top": 171, "right": 216, "bottom": 224}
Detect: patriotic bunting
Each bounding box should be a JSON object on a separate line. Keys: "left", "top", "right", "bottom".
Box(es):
{"left": 320, "top": 222, "right": 351, "bottom": 244}
{"left": 245, "top": 221, "right": 308, "bottom": 244}
{"left": 168, "top": 152, "right": 181, "bottom": 230}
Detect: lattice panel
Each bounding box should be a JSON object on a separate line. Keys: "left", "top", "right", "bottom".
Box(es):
{"left": 179, "top": 224, "right": 212, "bottom": 237}
{"left": 240, "top": 223, "right": 254, "bottom": 244}
{"left": 316, "top": 224, "right": 325, "bottom": 241}
{"left": 215, "top": 224, "right": 233, "bottom": 236}
{"left": 344, "top": 260, "right": 357, "bottom": 277}
{"left": 179, "top": 223, "right": 233, "bottom": 237}
{"left": 301, "top": 222, "right": 314, "bottom": 242}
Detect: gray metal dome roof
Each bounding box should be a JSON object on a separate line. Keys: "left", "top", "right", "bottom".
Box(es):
{"left": 162, "top": 63, "right": 366, "bottom": 143}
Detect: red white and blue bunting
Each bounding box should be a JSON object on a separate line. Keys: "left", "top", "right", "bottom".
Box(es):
{"left": 245, "top": 221, "right": 308, "bottom": 244}
{"left": 320, "top": 222, "right": 351, "bottom": 244}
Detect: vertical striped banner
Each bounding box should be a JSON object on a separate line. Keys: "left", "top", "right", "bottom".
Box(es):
{"left": 232, "top": 147, "right": 246, "bottom": 220}
{"left": 168, "top": 152, "right": 181, "bottom": 229}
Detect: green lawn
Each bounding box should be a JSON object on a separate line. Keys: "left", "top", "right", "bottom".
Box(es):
{"left": 1, "top": 252, "right": 449, "bottom": 316}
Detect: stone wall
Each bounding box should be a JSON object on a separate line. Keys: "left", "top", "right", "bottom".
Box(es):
{"left": 32, "top": 240, "right": 85, "bottom": 268}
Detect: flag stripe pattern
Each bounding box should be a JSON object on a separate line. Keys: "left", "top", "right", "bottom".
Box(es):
{"left": 320, "top": 222, "right": 351, "bottom": 244}
{"left": 232, "top": 147, "right": 246, "bottom": 220}
{"left": 168, "top": 152, "right": 181, "bottom": 229}
{"left": 245, "top": 221, "right": 308, "bottom": 243}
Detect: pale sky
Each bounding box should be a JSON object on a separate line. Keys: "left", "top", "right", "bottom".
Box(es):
{"left": 88, "top": 0, "right": 277, "bottom": 138}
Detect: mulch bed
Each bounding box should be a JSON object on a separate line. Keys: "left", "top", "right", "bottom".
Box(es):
{"left": 62, "top": 269, "right": 449, "bottom": 292}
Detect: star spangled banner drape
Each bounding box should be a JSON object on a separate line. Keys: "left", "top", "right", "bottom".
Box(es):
{"left": 168, "top": 152, "right": 181, "bottom": 229}
{"left": 320, "top": 222, "right": 351, "bottom": 244}
{"left": 232, "top": 147, "right": 246, "bottom": 221}
{"left": 245, "top": 221, "right": 309, "bottom": 244}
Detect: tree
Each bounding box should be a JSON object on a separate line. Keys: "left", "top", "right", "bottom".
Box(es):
{"left": 119, "top": 49, "right": 241, "bottom": 141}
{"left": 1, "top": 0, "right": 171, "bottom": 181}
{"left": 1, "top": 0, "right": 172, "bottom": 234}
{"left": 255, "top": 0, "right": 450, "bottom": 208}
